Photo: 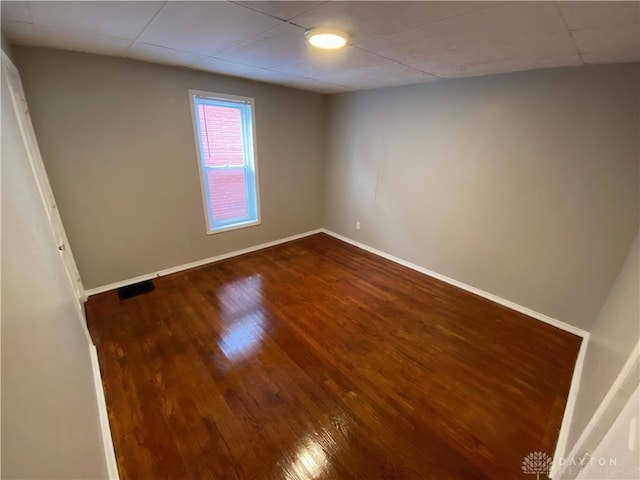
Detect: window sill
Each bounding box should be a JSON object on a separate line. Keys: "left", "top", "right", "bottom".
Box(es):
{"left": 206, "top": 219, "right": 261, "bottom": 236}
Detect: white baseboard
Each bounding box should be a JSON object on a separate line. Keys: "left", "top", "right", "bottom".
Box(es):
{"left": 321, "top": 228, "right": 588, "bottom": 338}
{"left": 85, "top": 229, "right": 323, "bottom": 296}
{"left": 90, "top": 345, "right": 120, "bottom": 480}
{"left": 556, "top": 341, "right": 640, "bottom": 479}
{"left": 551, "top": 334, "right": 590, "bottom": 479}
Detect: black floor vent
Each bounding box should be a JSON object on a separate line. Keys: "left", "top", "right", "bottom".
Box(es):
{"left": 117, "top": 279, "right": 155, "bottom": 300}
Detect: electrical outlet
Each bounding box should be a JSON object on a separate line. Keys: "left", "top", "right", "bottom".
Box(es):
{"left": 355, "top": 221, "right": 361, "bottom": 230}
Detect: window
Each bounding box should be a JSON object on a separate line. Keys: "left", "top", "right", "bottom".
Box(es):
{"left": 189, "top": 90, "right": 260, "bottom": 234}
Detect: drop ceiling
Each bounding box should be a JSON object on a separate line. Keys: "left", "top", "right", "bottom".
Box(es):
{"left": 1, "top": 1, "right": 639, "bottom": 93}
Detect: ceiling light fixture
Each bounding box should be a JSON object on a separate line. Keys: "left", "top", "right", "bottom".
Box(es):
{"left": 305, "top": 27, "right": 350, "bottom": 50}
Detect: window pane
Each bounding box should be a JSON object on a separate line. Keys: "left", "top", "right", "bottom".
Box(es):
{"left": 197, "top": 104, "right": 244, "bottom": 167}
{"left": 207, "top": 167, "right": 248, "bottom": 221}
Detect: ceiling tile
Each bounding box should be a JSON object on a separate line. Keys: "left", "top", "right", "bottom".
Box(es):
{"left": 557, "top": 1, "right": 640, "bottom": 64}
{"left": 572, "top": 26, "right": 640, "bottom": 64}
{"left": 137, "top": 1, "right": 282, "bottom": 57}
{"left": 245, "top": 69, "right": 351, "bottom": 93}
{"left": 411, "top": 31, "right": 582, "bottom": 78}
{"left": 319, "top": 62, "right": 437, "bottom": 90}
{"left": 360, "top": 2, "right": 568, "bottom": 62}
{"left": 1, "top": 1, "right": 31, "bottom": 23}
{"left": 28, "top": 1, "right": 164, "bottom": 41}
{"left": 289, "top": 46, "right": 392, "bottom": 80}
{"left": 127, "top": 43, "right": 210, "bottom": 70}
{"left": 26, "top": 26, "right": 131, "bottom": 56}
{"left": 233, "top": 1, "right": 326, "bottom": 21}
{"left": 216, "top": 23, "right": 309, "bottom": 71}
{"left": 557, "top": 1, "right": 640, "bottom": 31}
{"left": 291, "top": 1, "right": 499, "bottom": 44}
{"left": 200, "top": 56, "right": 284, "bottom": 79}
{"left": 200, "top": 57, "right": 351, "bottom": 93}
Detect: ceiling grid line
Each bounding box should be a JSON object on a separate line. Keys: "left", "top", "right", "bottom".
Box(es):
{"left": 124, "top": 0, "right": 169, "bottom": 55}
{"left": 231, "top": 0, "right": 329, "bottom": 23}
{"left": 552, "top": 1, "right": 586, "bottom": 66}
{"left": 350, "top": 44, "right": 443, "bottom": 80}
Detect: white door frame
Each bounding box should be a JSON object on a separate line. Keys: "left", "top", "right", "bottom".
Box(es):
{"left": 2, "top": 52, "right": 87, "bottom": 306}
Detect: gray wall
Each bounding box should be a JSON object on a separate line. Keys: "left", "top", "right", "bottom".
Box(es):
{"left": 324, "top": 64, "right": 639, "bottom": 331}
{"left": 1, "top": 57, "right": 108, "bottom": 479}
{"left": 13, "top": 47, "right": 326, "bottom": 290}
{"left": 566, "top": 232, "right": 639, "bottom": 459}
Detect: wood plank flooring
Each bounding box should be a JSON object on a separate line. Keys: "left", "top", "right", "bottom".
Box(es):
{"left": 86, "top": 233, "right": 582, "bottom": 479}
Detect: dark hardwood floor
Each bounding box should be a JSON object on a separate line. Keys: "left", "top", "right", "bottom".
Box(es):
{"left": 86, "top": 233, "right": 582, "bottom": 479}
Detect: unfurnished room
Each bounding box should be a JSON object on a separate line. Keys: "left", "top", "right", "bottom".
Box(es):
{"left": 1, "top": 1, "right": 639, "bottom": 479}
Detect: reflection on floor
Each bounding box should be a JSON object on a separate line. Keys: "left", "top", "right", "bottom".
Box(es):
{"left": 216, "top": 274, "right": 266, "bottom": 364}
{"left": 86, "top": 233, "right": 582, "bottom": 479}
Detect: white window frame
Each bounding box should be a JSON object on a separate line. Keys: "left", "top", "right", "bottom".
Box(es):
{"left": 188, "top": 89, "right": 261, "bottom": 235}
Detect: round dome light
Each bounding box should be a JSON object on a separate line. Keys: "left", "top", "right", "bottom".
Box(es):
{"left": 305, "top": 27, "right": 350, "bottom": 50}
